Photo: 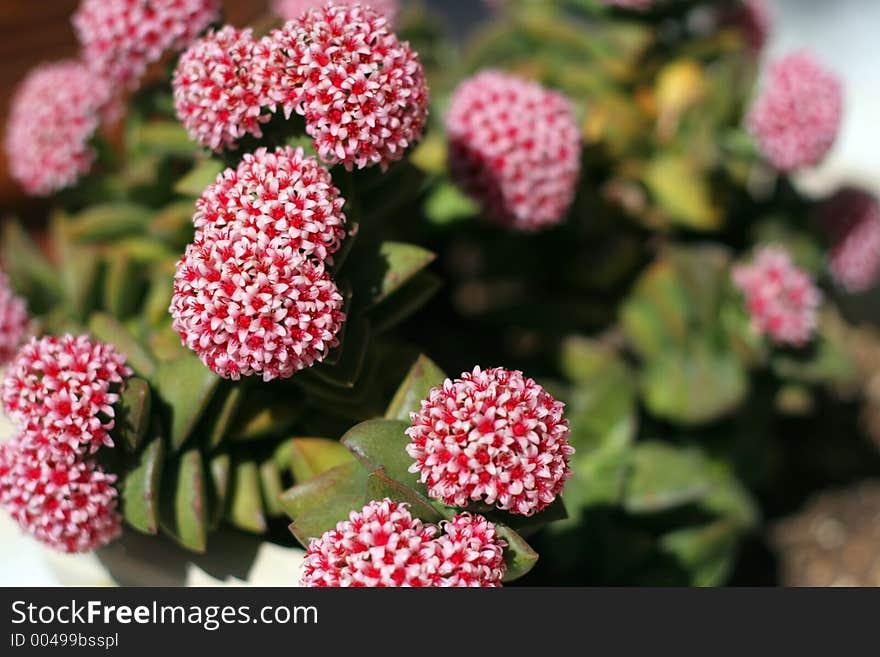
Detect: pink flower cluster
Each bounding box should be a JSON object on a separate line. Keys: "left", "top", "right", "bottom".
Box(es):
{"left": 446, "top": 71, "right": 581, "bottom": 231}
{"left": 0, "top": 435, "right": 121, "bottom": 554}
{"left": 173, "top": 26, "right": 271, "bottom": 152}
{"left": 268, "top": 3, "right": 429, "bottom": 170}
{"left": 173, "top": 5, "right": 428, "bottom": 166}
{"left": 821, "top": 188, "right": 880, "bottom": 294}
{"left": 194, "top": 146, "right": 347, "bottom": 262}
{"left": 4, "top": 61, "right": 111, "bottom": 196}
{"left": 732, "top": 246, "right": 822, "bottom": 347}
{"left": 0, "top": 271, "right": 29, "bottom": 365}
{"left": 171, "top": 146, "right": 346, "bottom": 381}
{"left": 272, "top": 0, "right": 399, "bottom": 24}
{"left": 406, "top": 366, "right": 573, "bottom": 516}
{"left": 1, "top": 335, "right": 132, "bottom": 462}
{"left": 747, "top": 52, "right": 843, "bottom": 172}
{"left": 0, "top": 334, "right": 129, "bottom": 553}
{"left": 73, "top": 0, "right": 220, "bottom": 90}
{"left": 301, "top": 499, "right": 506, "bottom": 587}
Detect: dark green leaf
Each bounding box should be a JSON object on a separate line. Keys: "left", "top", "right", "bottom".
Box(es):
{"left": 121, "top": 437, "right": 163, "bottom": 535}
{"left": 227, "top": 460, "right": 267, "bottom": 534}
{"left": 623, "top": 442, "right": 713, "bottom": 514}
{"left": 385, "top": 354, "right": 447, "bottom": 421}
{"left": 68, "top": 203, "right": 151, "bottom": 242}
{"left": 288, "top": 438, "right": 355, "bottom": 482}
{"left": 88, "top": 312, "right": 157, "bottom": 378}
{"left": 153, "top": 353, "right": 219, "bottom": 451}
{"left": 116, "top": 377, "right": 152, "bottom": 452}
{"left": 159, "top": 449, "right": 207, "bottom": 552}
{"left": 340, "top": 419, "right": 419, "bottom": 489}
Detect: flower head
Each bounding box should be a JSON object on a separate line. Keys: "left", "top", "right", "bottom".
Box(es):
{"left": 446, "top": 71, "right": 581, "bottom": 231}
{"left": 195, "top": 147, "right": 347, "bottom": 262}
{"left": 174, "top": 26, "right": 272, "bottom": 151}
{"left": 821, "top": 188, "right": 880, "bottom": 294}
{"left": 747, "top": 52, "right": 843, "bottom": 172}
{"left": 406, "top": 366, "right": 573, "bottom": 516}
{"left": 433, "top": 513, "right": 506, "bottom": 587}
{"left": 0, "top": 435, "right": 121, "bottom": 553}
{"left": 73, "top": 0, "right": 220, "bottom": 90}
{"left": 5, "top": 61, "right": 110, "bottom": 196}
{"left": 1, "top": 335, "right": 131, "bottom": 462}
{"left": 272, "top": 0, "right": 399, "bottom": 24}
{"left": 300, "top": 499, "right": 506, "bottom": 587}
{"left": 266, "top": 3, "right": 429, "bottom": 170}
{"left": 170, "top": 225, "right": 345, "bottom": 381}
{"left": 0, "top": 270, "right": 29, "bottom": 365}
{"left": 732, "top": 246, "right": 822, "bottom": 347}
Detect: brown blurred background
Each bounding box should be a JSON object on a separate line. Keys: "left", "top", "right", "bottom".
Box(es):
{"left": 0, "top": 0, "right": 271, "bottom": 214}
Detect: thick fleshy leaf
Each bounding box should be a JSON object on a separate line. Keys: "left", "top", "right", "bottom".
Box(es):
{"left": 310, "top": 317, "right": 370, "bottom": 388}
{"left": 153, "top": 353, "right": 220, "bottom": 451}
{"left": 116, "top": 377, "right": 151, "bottom": 451}
{"left": 174, "top": 158, "right": 224, "bottom": 197}
{"left": 133, "top": 119, "right": 198, "bottom": 157}
{"left": 68, "top": 203, "right": 151, "bottom": 242}
{"left": 228, "top": 394, "right": 304, "bottom": 442}
{"left": 369, "top": 271, "right": 443, "bottom": 334}
{"left": 366, "top": 469, "right": 443, "bottom": 523}
{"left": 88, "top": 312, "right": 157, "bottom": 378}
{"left": 208, "top": 453, "right": 230, "bottom": 530}
{"left": 623, "top": 442, "right": 713, "bottom": 514}
{"left": 283, "top": 461, "right": 371, "bottom": 546}
{"left": 260, "top": 459, "right": 285, "bottom": 517}
{"left": 340, "top": 419, "right": 419, "bottom": 490}
{"left": 102, "top": 251, "right": 142, "bottom": 319}
{"left": 385, "top": 354, "right": 447, "bottom": 421}
{"left": 288, "top": 438, "right": 355, "bottom": 482}
{"left": 207, "top": 386, "right": 243, "bottom": 450}
{"left": 659, "top": 520, "right": 740, "bottom": 587}
{"left": 644, "top": 154, "right": 721, "bottom": 231}
{"left": 279, "top": 460, "right": 370, "bottom": 521}
{"left": 559, "top": 338, "right": 637, "bottom": 509}
{"left": 159, "top": 449, "right": 207, "bottom": 552}
{"left": 425, "top": 182, "right": 478, "bottom": 226}
{"left": 227, "top": 460, "right": 267, "bottom": 534}
{"left": 641, "top": 343, "right": 748, "bottom": 425}
{"left": 496, "top": 524, "right": 540, "bottom": 582}
{"left": 121, "top": 436, "right": 163, "bottom": 535}
{"left": 1, "top": 219, "right": 61, "bottom": 313}
{"left": 360, "top": 242, "right": 437, "bottom": 307}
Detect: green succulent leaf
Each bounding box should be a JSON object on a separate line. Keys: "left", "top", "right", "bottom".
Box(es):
{"left": 260, "top": 459, "right": 286, "bottom": 517}
{"left": 659, "top": 520, "right": 740, "bottom": 587}
{"left": 102, "top": 251, "right": 142, "bottom": 319}
{"left": 359, "top": 242, "right": 437, "bottom": 307}
{"left": 496, "top": 524, "right": 540, "bottom": 582}
{"left": 174, "top": 158, "right": 224, "bottom": 197}
{"left": 208, "top": 453, "right": 231, "bottom": 530}
{"left": 623, "top": 442, "right": 713, "bottom": 514}
{"left": 228, "top": 392, "right": 304, "bottom": 442}
{"left": 227, "top": 460, "right": 267, "bottom": 534}
{"left": 340, "top": 418, "right": 419, "bottom": 490}
{"left": 121, "top": 436, "right": 163, "bottom": 535}
{"left": 159, "top": 449, "right": 207, "bottom": 552}
{"left": 385, "top": 354, "right": 447, "bottom": 421}
{"left": 369, "top": 271, "right": 443, "bottom": 334}
{"left": 88, "top": 313, "right": 157, "bottom": 378}
{"left": 287, "top": 438, "right": 356, "bottom": 482}
{"left": 283, "top": 461, "right": 372, "bottom": 546}
{"left": 116, "top": 377, "right": 152, "bottom": 451}
{"left": 68, "top": 203, "right": 151, "bottom": 242}
{"left": 153, "top": 353, "right": 220, "bottom": 451}
{"left": 366, "top": 469, "right": 444, "bottom": 523}
{"left": 1, "top": 219, "right": 62, "bottom": 313}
